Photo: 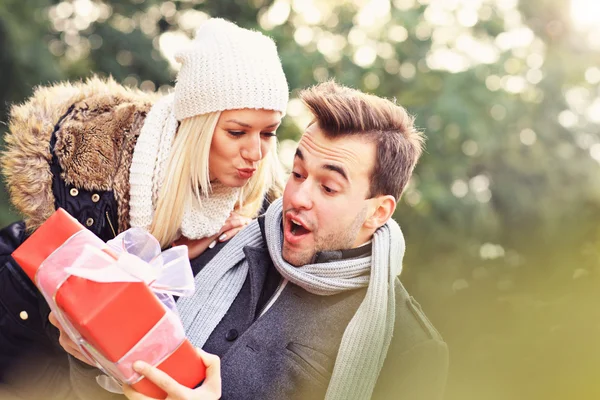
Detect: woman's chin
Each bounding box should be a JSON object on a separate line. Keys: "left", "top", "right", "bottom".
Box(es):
{"left": 216, "top": 176, "right": 248, "bottom": 188}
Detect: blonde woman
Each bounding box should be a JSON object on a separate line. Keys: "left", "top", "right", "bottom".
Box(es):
{"left": 0, "top": 18, "right": 288, "bottom": 397}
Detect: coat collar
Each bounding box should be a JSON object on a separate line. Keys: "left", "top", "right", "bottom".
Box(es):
{"left": 242, "top": 245, "right": 274, "bottom": 324}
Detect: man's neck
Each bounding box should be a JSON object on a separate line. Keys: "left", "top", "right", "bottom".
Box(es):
{"left": 310, "top": 241, "right": 372, "bottom": 264}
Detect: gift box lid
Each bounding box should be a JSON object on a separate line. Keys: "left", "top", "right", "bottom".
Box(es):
{"left": 12, "top": 208, "right": 84, "bottom": 282}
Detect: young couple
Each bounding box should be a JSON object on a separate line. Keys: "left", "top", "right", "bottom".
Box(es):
{"left": 0, "top": 18, "right": 447, "bottom": 400}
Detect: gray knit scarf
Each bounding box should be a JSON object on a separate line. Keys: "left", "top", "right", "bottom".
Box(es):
{"left": 176, "top": 198, "right": 405, "bottom": 400}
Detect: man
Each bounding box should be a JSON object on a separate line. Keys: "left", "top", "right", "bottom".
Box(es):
{"left": 60, "top": 81, "right": 448, "bottom": 400}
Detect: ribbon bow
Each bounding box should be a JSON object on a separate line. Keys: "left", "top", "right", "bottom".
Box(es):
{"left": 64, "top": 227, "right": 194, "bottom": 298}
{"left": 35, "top": 227, "right": 194, "bottom": 389}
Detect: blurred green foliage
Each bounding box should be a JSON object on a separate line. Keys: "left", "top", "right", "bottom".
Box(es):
{"left": 1, "top": 0, "right": 600, "bottom": 399}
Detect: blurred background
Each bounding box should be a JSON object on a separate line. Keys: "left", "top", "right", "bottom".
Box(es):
{"left": 1, "top": 0, "right": 599, "bottom": 399}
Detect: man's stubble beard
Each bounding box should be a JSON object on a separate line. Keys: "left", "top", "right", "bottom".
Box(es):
{"left": 283, "top": 205, "right": 368, "bottom": 266}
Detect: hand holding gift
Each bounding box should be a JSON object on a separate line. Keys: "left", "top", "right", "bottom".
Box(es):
{"left": 123, "top": 349, "right": 221, "bottom": 400}
{"left": 12, "top": 209, "right": 206, "bottom": 399}
{"left": 49, "top": 313, "right": 221, "bottom": 400}
{"left": 48, "top": 311, "right": 90, "bottom": 365}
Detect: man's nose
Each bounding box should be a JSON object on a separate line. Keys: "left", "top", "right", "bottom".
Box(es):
{"left": 289, "top": 180, "right": 313, "bottom": 210}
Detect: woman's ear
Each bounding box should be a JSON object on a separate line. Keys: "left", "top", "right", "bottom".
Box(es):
{"left": 364, "top": 195, "right": 396, "bottom": 230}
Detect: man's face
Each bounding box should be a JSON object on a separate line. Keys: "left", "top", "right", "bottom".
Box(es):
{"left": 281, "top": 123, "right": 376, "bottom": 266}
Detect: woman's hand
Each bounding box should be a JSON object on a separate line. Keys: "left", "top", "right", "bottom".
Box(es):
{"left": 123, "top": 349, "right": 221, "bottom": 400}
{"left": 173, "top": 234, "right": 219, "bottom": 260}
{"left": 48, "top": 311, "right": 93, "bottom": 365}
{"left": 174, "top": 212, "right": 252, "bottom": 259}
{"left": 215, "top": 211, "right": 252, "bottom": 244}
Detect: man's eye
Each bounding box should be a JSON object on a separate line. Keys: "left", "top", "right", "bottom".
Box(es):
{"left": 228, "top": 131, "right": 245, "bottom": 137}
{"left": 322, "top": 185, "right": 336, "bottom": 194}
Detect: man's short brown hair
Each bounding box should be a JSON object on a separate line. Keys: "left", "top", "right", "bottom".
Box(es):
{"left": 299, "top": 81, "right": 424, "bottom": 200}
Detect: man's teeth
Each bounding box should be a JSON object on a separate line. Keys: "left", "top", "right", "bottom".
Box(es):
{"left": 291, "top": 220, "right": 302, "bottom": 235}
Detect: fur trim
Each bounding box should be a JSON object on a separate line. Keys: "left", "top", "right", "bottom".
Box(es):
{"left": 1, "top": 76, "right": 159, "bottom": 231}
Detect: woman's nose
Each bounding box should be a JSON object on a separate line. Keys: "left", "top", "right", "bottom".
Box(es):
{"left": 242, "top": 135, "right": 263, "bottom": 162}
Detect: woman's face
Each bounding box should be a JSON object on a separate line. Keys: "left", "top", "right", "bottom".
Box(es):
{"left": 209, "top": 108, "right": 282, "bottom": 187}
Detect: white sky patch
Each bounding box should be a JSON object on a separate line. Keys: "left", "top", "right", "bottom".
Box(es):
{"left": 158, "top": 31, "right": 191, "bottom": 70}
{"left": 451, "top": 179, "right": 469, "bottom": 198}
{"left": 355, "top": 0, "right": 391, "bottom": 27}
{"left": 292, "top": 0, "right": 323, "bottom": 25}
{"left": 455, "top": 34, "right": 499, "bottom": 64}
{"left": 558, "top": 110, "right": 578, "bottom": 128}
{"left": 260, "top": 0, "right": 291, "bottom": 30}
{"left": 354, "top": 45, "right": 378, "bottom": 67}
{"left": 586, "top": 98, "right": 600, "bottom": 124}
{"left": 520, "top": 129, "right": 537, "bottom": 146}
{"left": 178, "top": 9, "right": 209, "bottom": 31}
{"left": 495, "top": 27, "right": 534, "bottom": 51}
{"left": 427, "top": 47, "right": 470, "bottom": 73}
{"left": 571, "top": 0, "right": 600, "bottom": 29}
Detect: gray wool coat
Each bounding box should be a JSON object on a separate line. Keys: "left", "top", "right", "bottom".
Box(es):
{"left": 70, "top": 221, "right": 449, "bottom": 400}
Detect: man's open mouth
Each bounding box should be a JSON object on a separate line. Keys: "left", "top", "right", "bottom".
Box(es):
{"left": 289, "top": 219, "right": 310, "bottom": 236}
{"left": 285, "top": 212, "right": 312, "bottom": 240}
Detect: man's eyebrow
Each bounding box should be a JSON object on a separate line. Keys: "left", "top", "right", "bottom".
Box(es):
{"left": 323, "top": 164, "right": 348, "bottom": 182}
{"left": 225, "top": 119, "right": 280, "bottom": 129}
{"left": 295, "top": 149, "right": 347, "bottom": 181}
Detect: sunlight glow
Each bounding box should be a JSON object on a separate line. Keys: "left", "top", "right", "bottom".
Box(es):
{"left": 159, "top": 31, "right": 192, "bottom": 69}
{"left": 355, "top": 0, "right": 391, "bottom": 27}
{"left": 260, "top": 0, "right": 290, "bottom": 30}
{"left": 571, "top": 0, "right": 600, "bottom": 28}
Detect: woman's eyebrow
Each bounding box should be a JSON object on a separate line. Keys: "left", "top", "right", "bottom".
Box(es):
{"left": 225, "top": 119, "right": 280, "bottom": 129}
{"left": 225, "top": 119, "right": 252, "bottom": 128}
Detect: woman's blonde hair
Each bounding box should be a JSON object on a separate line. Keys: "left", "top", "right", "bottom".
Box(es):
{"left": 149, "top": 112, "right": 284, "bottom": 248}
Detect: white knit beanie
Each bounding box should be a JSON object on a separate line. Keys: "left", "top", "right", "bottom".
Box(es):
{"left": 129, "top": 19, "right": 289, "bottom": 240}
{"left": 173, "top": 18, "right": 289, "bottom": 120}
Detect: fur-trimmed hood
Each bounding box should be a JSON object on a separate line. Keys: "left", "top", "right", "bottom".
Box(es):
{"left": 1, "top": 76, "right": 161, "bottom": 231}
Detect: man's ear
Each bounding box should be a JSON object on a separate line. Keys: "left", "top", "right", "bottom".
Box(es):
{"left": 364, "top": 195, "right": 396, "bottom": 230}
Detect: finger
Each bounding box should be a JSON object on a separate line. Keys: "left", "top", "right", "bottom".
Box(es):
{"left": 122, "top": 384, "right": 157, "bottom": 400}
{"left": 218, "top": 218, "right": 251, "bottom": 237}
{"left": 58, "top": 334, "right": 90, "bottom": 364}
{"left": 180, "top": 234, "right": 219, "bottom": 259}
{"left": 196, "top": 349, "right": 221, "bottom": 396}
{"left": 50, "top": 313, "right": 79, "bottom": 354}
{"left": 50, "top": 317, "right": 92, "bottom": 365}
{"left": 133, "top": 361, "right": 187, "bottom": 398}
{"left": 219, "top": 214, "right": 251, "bottom": 234}
{"left": 218, "top": 226, "right": 244, "bottom": 242}
{"left": 218, "top": 219, "right": 236, "bottom": 234}
{"left": 48, "top": 311, "right": 61, "bottom": 329}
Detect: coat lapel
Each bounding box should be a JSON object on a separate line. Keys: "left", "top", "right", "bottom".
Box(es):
{"left": 243, "top": 246, "right": 273, "bottom": 323}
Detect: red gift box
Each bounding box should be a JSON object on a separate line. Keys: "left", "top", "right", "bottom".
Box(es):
{"left": 13, "top": 208, "right": 205, "bottom": 399}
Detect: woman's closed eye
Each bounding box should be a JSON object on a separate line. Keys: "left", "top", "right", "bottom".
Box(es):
{"left": 228, "top": 130, "right": 276, "bottom": 138}
{"left": 291, "top": 171, "right": 303, "bottom": 180}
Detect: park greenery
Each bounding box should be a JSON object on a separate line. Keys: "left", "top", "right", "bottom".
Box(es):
{"left": 1, "top": 0, "right": 599, "bottom": 399}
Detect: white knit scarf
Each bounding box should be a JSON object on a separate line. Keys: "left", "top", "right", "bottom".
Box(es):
{"left": 129, "top": 94, "right": 239, "bottom": 239}
{"left": 177, "top": 198, "right": 406, "bottom": 400}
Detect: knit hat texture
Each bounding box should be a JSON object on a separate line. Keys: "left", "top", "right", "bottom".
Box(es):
{"left": 130, "top": 18, "right": 289, "bottom": 240}
{"left": 173, "top": 18, "right": 289, "bottom": 120}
